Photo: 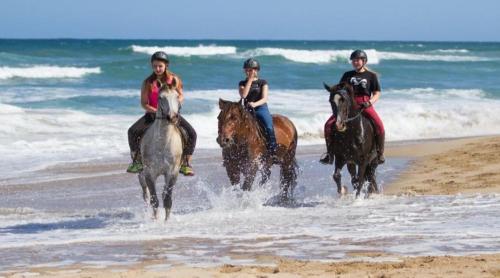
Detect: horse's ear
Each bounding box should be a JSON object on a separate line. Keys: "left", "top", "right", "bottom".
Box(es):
{"left": 219, "top": 98, "right": 228, "bottom": 109}
{"left": 323, "top": 82, "right": 333, "bottom": 93}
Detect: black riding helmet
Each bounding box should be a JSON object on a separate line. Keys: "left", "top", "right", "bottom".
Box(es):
{"left": 350, "top": 50, "right": 368, "bottom": 62}
{"left": 243, "top": 58, "right": 260, "bottom": 70}
{"left": 151, "top": 51, "right": 169, "bottom": 63}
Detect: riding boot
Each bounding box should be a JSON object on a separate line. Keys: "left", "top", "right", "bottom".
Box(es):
{"left": 376, "top": 133, "right": 385, "bottom": 164}
{"left": 319, "top": 137, "right": 334, "bottom": 165}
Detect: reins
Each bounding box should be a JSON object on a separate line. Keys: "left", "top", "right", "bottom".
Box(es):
{"left": 345, "top": 107, "right": 365, "bottom": 122}
{"left": 336, "top": 89, "right": 365, "bottom": 123}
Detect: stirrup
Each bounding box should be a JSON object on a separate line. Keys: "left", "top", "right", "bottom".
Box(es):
{"left": 377, "top": 154, "right": 385, "bottom": 164}
{"left": 319, "top": 153, "right": 333, "bottom": 165}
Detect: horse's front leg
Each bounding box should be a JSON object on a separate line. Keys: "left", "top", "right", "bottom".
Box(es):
{"left": 162, "top": 170, "right": 179, "bottom": 221}
{"left": 242, "top": 160, "right": 259, "bottom": 191}
{"left": 223, "top": 148, "right": 241, "bottom": 187}
{"left": 366, "top": 160, "right": 379, "bottom": 195}
{"left": 144, "top": 171, "right": 159, "bottom": 219}
{"left": 138, "top": 173, "right": 149, "bottom": 204}
{"left": 333, "top": 157, "right": 347, "bottom": 196}
{"left": 356, "top": 162, "right": 369, "bottom": 198}
{"left": 259, "top": 158, "right": 272, "bottom": 186}
{"left": 279, "top": 157, "right": 297, "bottom": 201}
{"left": 347, "top": 162, "right": 358, "bottom": 191}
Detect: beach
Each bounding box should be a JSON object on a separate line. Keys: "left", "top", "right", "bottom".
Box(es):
{"left": 1, "top": 39, "right": 500, "bottom": 277}
{"left": 2, "top": 136, "right": 500, "bottom": 277}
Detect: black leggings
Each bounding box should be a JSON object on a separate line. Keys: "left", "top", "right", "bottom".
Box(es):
{"left": 128, "top": 113, "right": 197, "bottom": 161}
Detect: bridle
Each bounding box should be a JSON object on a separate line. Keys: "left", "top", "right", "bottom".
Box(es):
{"left": 334, "top": 89, "right": 365, "bottom": 123}
{"left": 155, "top": 89, "right": 179, "bottom": 123}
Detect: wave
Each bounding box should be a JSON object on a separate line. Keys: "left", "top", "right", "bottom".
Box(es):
{"left": 0, "top": 103, "right": 134, "bottom": 178}
{"left": 383, "top": 88, "right": 487, "bottom": 100}
{"left": 0, "top": 66, "right": 101, "bottom": 79}
{"left": 130, "top": 44, "right": 237, "bottom": 56}
{"left": 129, "top": 45, "right": 489, "bottom": 64}
{"left": 243, "top": 47, "right": 358, "bottom": 64}
{"left": 433, "top": 49, "right": 470, "bottom": 53}
{"left": 0, "top": 88, "right": 138, "bottom": 104}
{"left": 244, "top": 48, "right": 490, "bottom": 64}
{"left": 2, "top": 87, "right": 499, "bottom": 178}
{"left": 376, "top": 51, "right": 487, "bottom": 62}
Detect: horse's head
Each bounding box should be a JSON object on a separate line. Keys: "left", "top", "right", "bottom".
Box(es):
{"left": 323, "top": 82, "right": 355, "bottom": 132}
{"left": 217, "top": 99, "right": 246, "bottom": 147}
{"left": 157, "top": 82, "right": 180, "bottom": 123}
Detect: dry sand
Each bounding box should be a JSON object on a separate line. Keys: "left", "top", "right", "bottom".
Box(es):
{"left": 3, "top": 136, "right": 500, "bottom": 278}
{"left": 4, "top": 254, "right": 500, "bottom": 278}
{"left": 385, "top": 136, "right": 500, "bottom": 195}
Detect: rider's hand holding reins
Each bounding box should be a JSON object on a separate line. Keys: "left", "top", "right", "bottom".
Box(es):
{"left": 360, "top": 101, "right": 371, "bottom": 109}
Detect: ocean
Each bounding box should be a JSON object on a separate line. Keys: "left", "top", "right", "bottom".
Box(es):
{"left": 1, "top": 39, "right": 500, "bottom": 177}
{"left": 1, "top": 39, "right": 500, "bottom": 270}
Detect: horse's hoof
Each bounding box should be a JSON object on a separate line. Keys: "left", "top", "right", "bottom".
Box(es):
{"left": 152, "top": 209, "right": 159, "bottom": 220}
{"left": 341, "top": 186, "right": 348, "bottom": 195}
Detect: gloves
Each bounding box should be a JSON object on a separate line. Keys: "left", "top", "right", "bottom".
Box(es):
{"left": 360, "top": 101, "right": 371, "bottom": 109}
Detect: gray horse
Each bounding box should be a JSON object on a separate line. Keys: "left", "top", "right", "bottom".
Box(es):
{"left": 139, "top": 84, "right": 183, "bottom": 221}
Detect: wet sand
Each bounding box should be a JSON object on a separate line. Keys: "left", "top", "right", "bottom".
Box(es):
{"left": 2, "top": 136, "right": 500, "bottom": 277}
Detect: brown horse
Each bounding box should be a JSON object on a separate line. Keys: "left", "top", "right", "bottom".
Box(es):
{"left": 217, "top": 99, "right": 299, "bottom": 202}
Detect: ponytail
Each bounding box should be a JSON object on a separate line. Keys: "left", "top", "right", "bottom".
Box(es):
{"left": 362, "top": 64, "right": 379, "bottom": 77}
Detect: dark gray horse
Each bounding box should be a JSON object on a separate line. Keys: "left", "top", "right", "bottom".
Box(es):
{"left": 323, "top": 82, "right": 379, "bottom": 197}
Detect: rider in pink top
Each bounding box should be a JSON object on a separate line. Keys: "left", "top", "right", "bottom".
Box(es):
{"left": 127, "top": 51, "right": 197, "bottom": 176}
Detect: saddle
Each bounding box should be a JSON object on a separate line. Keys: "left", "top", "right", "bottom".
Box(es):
{"left": 245, "top": 106, "right": 270, "bottom": 146}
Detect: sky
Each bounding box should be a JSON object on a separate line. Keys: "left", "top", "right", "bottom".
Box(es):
{"left": 0, "top": 0, "right": 499, "bottom": 41}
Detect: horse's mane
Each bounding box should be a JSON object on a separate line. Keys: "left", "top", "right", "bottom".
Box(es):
{"left": 221, "top": 101, "right": 267, "bottom": 144}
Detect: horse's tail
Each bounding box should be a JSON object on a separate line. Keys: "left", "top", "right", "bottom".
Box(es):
{"left": 289, "top": 122, "right": 300, "bottom": 182}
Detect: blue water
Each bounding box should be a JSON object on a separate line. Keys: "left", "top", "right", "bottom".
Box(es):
{"left": 1, "top": 39, "right": 500, "bottom": 176}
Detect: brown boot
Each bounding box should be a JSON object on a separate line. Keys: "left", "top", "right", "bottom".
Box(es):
{"left": 376, "top": 133, "right": 385, "bottom": 164}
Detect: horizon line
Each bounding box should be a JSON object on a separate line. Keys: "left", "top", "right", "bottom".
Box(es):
{"left": 0, "top": 37, "right": 499, "bottom": 43}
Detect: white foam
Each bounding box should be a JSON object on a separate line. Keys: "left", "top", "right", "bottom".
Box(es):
{"left": 433, "top": 49, "right": 470, "bottom": 53}
{"left": 0, "top": 66, "right": 101, "bottom": 79}
{"left": 0, "top": 87, "right": 138, "bottom": 104}
{"left": 2, "top": 87, "right": 500, "bottom": 178}
{"left": 186, "top": 88, "right": 500, "bottom": 146}
{"left": 0, "top": 103, "right": 134, "bottom": 178}
{"left": 377, "top": 51, "right": 487, "bottom": 62}
{"left": 0, "top": 193, "right": 499, "bottom": 262}
{"left": 129, "top": 45, "right": 487, "bottom": 64}
{"left": 130, "top": 44, "right": 237, "bottom": 56}
{"left": 244, "top": 48, "right": 489, "bottom": 64}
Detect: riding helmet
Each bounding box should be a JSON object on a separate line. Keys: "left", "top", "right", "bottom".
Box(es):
{"left": 243, "top": 58, "right": 260, "bottom": 70}
{"left": 151, "top": 51, "right": 169, "bottom": 63}
{"left": 350, "top": 50, "right": 368, "bottom": 61}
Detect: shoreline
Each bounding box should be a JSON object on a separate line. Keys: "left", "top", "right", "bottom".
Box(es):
{"left": 2, "top": 136, "right": 500, "bottom": 277}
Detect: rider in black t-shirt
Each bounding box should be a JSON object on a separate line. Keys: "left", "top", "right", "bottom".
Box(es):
{"left": 239, "top": 58, "right": 278, "bottom": 156}
{"left": 320, "top": 50, "right": 386, "bottom": 164}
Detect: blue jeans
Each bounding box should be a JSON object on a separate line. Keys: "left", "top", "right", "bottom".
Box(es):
{"left": 254, "top": 104, "right": 277, "bottom": 152}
